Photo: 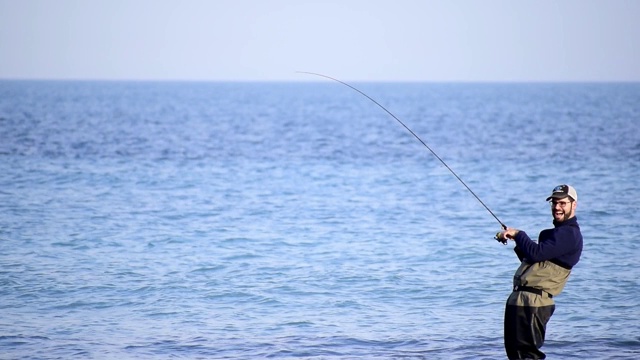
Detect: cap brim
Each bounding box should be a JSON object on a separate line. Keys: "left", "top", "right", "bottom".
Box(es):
{"left": 546, "top": 193, "right": 570, "bottom": 201}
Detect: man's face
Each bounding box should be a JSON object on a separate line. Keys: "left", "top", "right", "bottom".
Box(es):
{"left": 550, "top": 197, "right": 576, "bottom": 222}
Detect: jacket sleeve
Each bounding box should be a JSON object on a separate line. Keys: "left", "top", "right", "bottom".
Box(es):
{"left": 513, "top": 246, "right": 525, "bottom": 261}
{"left": 514, "top": 227, "right": 577, "bottom": 263}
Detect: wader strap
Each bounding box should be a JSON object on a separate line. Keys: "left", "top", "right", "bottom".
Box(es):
{"left": 513, "top": 285, "right": 553, "bottom": 298}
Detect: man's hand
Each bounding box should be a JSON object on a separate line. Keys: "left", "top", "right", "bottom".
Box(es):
{"left": 497, "top": 227, "right": 520, "bottom": 241}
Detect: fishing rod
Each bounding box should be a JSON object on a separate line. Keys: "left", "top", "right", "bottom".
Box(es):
{"left": 298, "top": 71, "right": 508, "bottom": 241}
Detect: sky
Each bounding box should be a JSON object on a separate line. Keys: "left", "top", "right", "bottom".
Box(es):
{"left": 1, "top": 0, "right": 639, "bottom": 82}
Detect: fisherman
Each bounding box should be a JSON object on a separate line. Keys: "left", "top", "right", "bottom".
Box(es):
{"left": 496, "top": 184, "right": 583, "bottom": 359}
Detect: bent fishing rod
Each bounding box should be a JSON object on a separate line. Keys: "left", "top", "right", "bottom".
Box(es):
{"left": 298, "top": 71, "right": 508, "bottom": 242}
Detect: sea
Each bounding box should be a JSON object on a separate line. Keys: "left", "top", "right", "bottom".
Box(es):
{"left": 1, "top": 80, "right": 639, "bottom": 359}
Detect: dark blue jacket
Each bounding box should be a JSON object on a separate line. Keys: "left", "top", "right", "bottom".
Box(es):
{"left": 513, "top": 216, "right": 583, "bottom": 269}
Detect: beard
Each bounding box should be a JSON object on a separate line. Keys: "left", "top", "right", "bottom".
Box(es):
{"left": 553, "top": 207, "right": 574, "bottom": 222}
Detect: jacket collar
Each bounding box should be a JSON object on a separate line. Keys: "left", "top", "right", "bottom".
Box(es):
{"left": 554, "top": 216, "right": 579, "bottom": 228}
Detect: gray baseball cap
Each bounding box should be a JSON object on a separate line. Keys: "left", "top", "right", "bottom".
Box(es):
{"left": 546, "top": 184, "right": 577, "bottom": 202}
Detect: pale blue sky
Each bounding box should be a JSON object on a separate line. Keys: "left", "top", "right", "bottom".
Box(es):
{"left": 1, "top": 0, "right": 639, "bottom": 82}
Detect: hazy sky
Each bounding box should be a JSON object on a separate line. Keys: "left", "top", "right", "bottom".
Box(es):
{"left": 1, "top": 0, "right": 639, "bottom": 82}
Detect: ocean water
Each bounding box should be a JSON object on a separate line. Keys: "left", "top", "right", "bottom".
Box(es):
{"left": 0, "top": 80, "right": 639, "bottom": 359}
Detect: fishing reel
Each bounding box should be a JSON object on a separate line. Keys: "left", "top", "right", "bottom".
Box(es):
{"left": 495, "top": 230, "right": 508, "bottom": 245}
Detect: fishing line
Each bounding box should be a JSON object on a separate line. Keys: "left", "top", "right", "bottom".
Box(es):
{"left": 298, "top": 71, "right": 507, "bottom": 232}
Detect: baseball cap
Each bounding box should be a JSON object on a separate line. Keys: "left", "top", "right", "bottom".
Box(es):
{"left": 546, "top": 184, "right": 577, "bottom": 202}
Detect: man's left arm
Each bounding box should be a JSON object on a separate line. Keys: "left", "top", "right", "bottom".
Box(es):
{"left": 514, "top": 227, "right": 578, "bottom": 263}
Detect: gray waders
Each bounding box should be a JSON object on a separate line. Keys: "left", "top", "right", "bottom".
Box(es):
{"left": 504, "top": 260, "right": 571, "bottom": 359}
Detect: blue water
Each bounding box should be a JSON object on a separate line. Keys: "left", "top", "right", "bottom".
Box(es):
{"left": 1, "top": 81, "right": 639, "bottom": 359}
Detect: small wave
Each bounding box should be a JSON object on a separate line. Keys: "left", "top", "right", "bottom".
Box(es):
{"left": 189, "top": 265, "right": 226, "bottom": 273}
{"left": 47, "top": 300, "right": 114, "bottom": 310}
{"left": 0, "top": 335, "right": 51, "bottom": 344}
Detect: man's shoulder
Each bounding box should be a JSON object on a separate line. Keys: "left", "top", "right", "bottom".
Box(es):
{"left": 540, "top": 221, "right": 582, "bottom": 242}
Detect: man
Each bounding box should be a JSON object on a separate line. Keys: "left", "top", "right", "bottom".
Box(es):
{"left": 496, "top": 184, "right": 583, "bottom": 359}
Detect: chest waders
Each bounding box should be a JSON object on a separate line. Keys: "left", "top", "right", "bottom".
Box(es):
{"left": 504, "top": 260, "right": 572, "bottom": 359}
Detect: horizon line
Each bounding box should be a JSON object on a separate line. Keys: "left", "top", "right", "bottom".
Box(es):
{"left": 1, "top": 77, "right": 640, "bottom": 84}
